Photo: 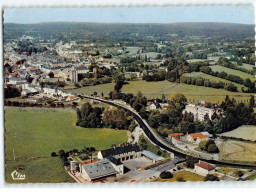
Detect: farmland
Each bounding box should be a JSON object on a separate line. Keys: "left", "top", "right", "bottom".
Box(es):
{"left": 216, "top": 139, "right": 256, "bottom": 162}
{"left": 220, "top": 125, "right": 256, "bottom": 141}
{"left": 209, "top": 65, "right": 255, "bottom": 80}
{"left": 183, "top": 72, "right": 246, "bottom": 92}
{"left": 69, "top": 80, "right": 254, "bottom": 103}
{"left": 5, "top": 107, "right": 128, "bottom": 183}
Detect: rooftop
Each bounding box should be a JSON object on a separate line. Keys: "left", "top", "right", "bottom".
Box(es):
{"left": 82, "top": 159, "right": 117, "bottom": 180}
{"left": 195, "top": 161, "right": 215, "bottom": 171}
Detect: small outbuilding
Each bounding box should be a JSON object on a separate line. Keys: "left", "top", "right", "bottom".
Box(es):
{"left": 194, "top": 160, "right": 215, "bottom": 176}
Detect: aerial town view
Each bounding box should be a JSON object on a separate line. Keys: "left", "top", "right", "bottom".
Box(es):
{"left": 3, "top": 6, "right": 256, "bottom": 183}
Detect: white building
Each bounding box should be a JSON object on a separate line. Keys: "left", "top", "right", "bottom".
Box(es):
{"left": 194, "top": 160, "right": 215, "bottom": 176}
{"left": 183, "top": 104, "right": 215, "bottom": 121}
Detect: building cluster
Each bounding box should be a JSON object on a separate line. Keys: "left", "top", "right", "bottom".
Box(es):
{"left": 169, "top": 131, "right": 213, "bottom": 148}
{"left": 69, "top": 143, "right": 167, "bottom": 182}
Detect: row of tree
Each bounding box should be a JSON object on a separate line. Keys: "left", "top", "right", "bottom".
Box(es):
{"left": 180, "top": 76, "right": 238, "bottom": 92}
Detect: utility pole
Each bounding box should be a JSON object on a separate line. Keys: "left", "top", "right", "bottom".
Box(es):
{"left": 13, "top": 148, "right": 15, "bottom": 160}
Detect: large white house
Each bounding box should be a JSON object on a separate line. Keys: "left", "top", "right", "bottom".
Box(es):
{"left": 183, "top": 104, "right": 215, "bottom": 121}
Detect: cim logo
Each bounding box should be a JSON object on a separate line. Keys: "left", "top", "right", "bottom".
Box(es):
{"left": 11, "top": 170, "right": 26, "bottom": 180}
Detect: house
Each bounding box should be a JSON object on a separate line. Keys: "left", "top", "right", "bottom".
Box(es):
{"left": 80, "top": 159, "right": 118, "bottom": 181}
{"left": 194, "top": 160, "right": 215, "bottom": 176}
{"left": 187, "top": 132, "right": 210, "bottom": 143}
{"left": 150, "top": 100, "right": 162, "bottom": 110}
{"left": 97, "top": 143, "right": 141, "bottom": 162}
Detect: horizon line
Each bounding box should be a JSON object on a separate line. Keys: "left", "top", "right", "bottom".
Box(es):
{"left": 4, "top": 21, "right": 255, "bottom": 25}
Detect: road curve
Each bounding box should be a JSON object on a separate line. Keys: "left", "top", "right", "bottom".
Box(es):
{"left": 83, "top": 95, "right": 256, "bottom": 168}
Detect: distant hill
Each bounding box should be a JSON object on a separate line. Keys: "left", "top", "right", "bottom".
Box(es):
{"left": 4, "top": 22, "right": 254, "bottom": 40}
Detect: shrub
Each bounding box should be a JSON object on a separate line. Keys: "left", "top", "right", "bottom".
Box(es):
{"left": 204, "top": 174, "right": 219, "bottom": 181}
{"left": 51, "top": 152, "right": 58, "bottom": 157}
{"left": 176, "top": 177, "right": 186, "bottom": 182}
{"left": 160, "top": 171, "right": 173, "bottom": 179}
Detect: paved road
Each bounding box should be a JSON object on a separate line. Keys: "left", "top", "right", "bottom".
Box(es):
{"left": 83, "top": 95, "right": 256, "bottom": 168}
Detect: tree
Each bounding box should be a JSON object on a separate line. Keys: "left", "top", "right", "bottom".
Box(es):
{"left": 82, "top": 147, "right": 96, "bottom": 163}
{"left": 160, "top": 171, "right": 173, "bottom": 179}
{"left": 185, "top": 156, "right": 198, "bottom": 168}
{"left": 4, "top": 86, "right": 21, "bottom": 99}
{"left": 199, "top": 140, "right": 208, "bottom": 151}
{"left": 58, "top": 150, "right": 65, "bottom": 158}
{"left": 204, "top": 174, "right": 219, "bottom": 181}
{"left": 48, "top": 71, "right": 54, "bottom": 78}
{"left": 207, "top": 143, "right": 219, "bottom": 153}
{"left": 249, "top": 95, "right": 255, "bottom": 108}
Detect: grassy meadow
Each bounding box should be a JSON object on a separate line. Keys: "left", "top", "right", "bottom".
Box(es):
{"left": 220, "top": 125, "right": 256, "bottom": 141}
{"left": 210, "top": 65, "right": 255, "bottom": 80}
{"left": 183, "top": 72, "right": 246, "bottom": 92}
{"left": 5, "top": 107, "right": 128, "bottom": 183}
{"left": 69, "top": 80, "right": 254, "bottom": 103}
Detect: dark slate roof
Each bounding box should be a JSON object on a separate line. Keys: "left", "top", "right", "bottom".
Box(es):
{"left": 106, "top": 156, "right": 123, "bottom": 166}
{"left": 100, "top": 144, "right": 141, "bottom": 158}
{"left": 75, "top": 66, "right": 89, "bottom": 70}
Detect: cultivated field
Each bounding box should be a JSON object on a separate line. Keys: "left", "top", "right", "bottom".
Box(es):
{"left": 210, "top": 65, "right": 255, "bottom": 80}
{"left": 220, "top": 125, "right": 256, "bottom": 141}
{"left": 183, "top": 72, "right": 246, "bottom": 92}
{"left": 69, "top": 80, "right": 254, "bottom": 103}
{"left": 5, "top": 107, "right": 128, "bottom": 183}
{"left": 217, "top": 139, "right": 256, "bottom": 162}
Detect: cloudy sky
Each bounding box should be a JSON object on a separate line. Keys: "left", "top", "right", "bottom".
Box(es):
{"left": 4, "top": 6, "right": 255, "bottom": 24}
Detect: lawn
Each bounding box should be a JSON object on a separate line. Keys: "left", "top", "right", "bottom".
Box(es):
{"left": 68, "top": 80, "right": 254, "bottom": 103}
{"left": 183, "top": 72, "right": 246, "bottom": 92}
{"left": 5, "top": 107, "right": 128, "bottom": 183}
{"left": 210, "top": 65, "right": 255, "bottom": 80}
{"left": 155, "top": 171, "right": 205, "bottom": 182}
{"left": 220, "top": 125, "right": 256, "bottom": 141}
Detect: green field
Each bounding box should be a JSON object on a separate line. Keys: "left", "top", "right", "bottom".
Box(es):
{"left": 210, "top": 65, "right": 255, "bottom": 80}
{"left": 183, "top": 72, "right": 246, "bottom": 92}
{"left": 69, "top": 80, "right": 254, "bottom": 103}
{"left": 154, "top": 171, "right": 205, "bottom": 182}
{"left": 220, "top": 125, "right": 256, "bottom": 141}
{"left": 5, "top": 107, "right": 128, "bottom": 183}
{"left": 241, "top": 63, "right": 255, "bottom": 71}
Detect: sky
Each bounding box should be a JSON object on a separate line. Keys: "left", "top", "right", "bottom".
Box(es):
{"left": 3, "top": 6, "right": 255, "bottom": 24}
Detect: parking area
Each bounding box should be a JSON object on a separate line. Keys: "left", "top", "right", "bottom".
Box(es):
{"left": 123, "top": 157, "right": 153, "bottom": 170}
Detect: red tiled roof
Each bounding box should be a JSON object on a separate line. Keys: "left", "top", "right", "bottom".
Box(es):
{"left": 188, "top": 133, "right": 208, "bottom": 140}
{"left": 169, "top": 133, "right": 184, "bottom": 137}
{"left": 81, "top": 159, "right": 98, "bottom": 165}
{"left": 195, "top": 161, "right": 215, "bottom": 171}
{"left": 173, "top": 137, "right": 181, "bottom": 142}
